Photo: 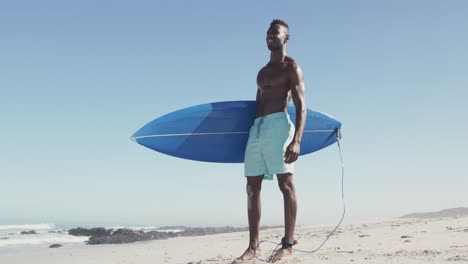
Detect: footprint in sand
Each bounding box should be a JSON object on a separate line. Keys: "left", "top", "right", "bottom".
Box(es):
{"left": 446, "top": 255, "right": 468, "bottom": 261}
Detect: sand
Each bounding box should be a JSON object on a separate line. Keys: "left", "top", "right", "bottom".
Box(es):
{"left": 1, "top": 216, "right": 467, "bottom": 264}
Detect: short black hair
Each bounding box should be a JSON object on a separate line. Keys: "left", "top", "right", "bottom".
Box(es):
{"left": 270, "top": 19, "right": 289, "bottom": 30}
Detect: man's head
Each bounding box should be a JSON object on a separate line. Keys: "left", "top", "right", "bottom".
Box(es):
{"left": 266, "top": 19, "right": 290, "bottom": 51}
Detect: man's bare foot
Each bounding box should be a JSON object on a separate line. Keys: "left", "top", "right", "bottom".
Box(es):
{"left": 232, "top": 247, "right": 261, "bottom": 263}
{"left": 266, "top": 247, "right": 292, "bottom": 263}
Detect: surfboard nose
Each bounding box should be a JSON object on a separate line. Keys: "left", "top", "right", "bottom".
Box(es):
{"left": 130, "top": 137, "right": 138, "bottom": 143}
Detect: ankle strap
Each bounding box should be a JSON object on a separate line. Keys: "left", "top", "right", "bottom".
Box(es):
{"left": 281, "top": 237, "right": 295, "bottom": 247}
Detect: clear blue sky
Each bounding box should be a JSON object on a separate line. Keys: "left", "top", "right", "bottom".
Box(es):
{"left": 1, "top": 0, "right": 467, "bottom": 227}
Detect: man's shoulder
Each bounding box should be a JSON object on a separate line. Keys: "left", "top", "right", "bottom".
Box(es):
{"left": 285, "top": 56, "right": 302, "bottom": 74}
{"left": 257, "top": 65, "right": 268, "bottom": 76}
{"left": 285, "top": 56, "right": 300, "bottom": 69}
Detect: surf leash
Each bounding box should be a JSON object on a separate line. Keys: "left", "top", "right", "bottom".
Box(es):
{"left": 253, "top": 128, "right": 346, "bottom": 262}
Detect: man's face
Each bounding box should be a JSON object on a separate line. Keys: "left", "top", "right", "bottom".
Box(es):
{"left": 266, "top": 24, "right": 289, "bottom": 50}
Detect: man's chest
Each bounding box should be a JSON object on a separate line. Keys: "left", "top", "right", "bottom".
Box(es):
{"left": 257, "top": 66, "right": 290, "bottom": 88}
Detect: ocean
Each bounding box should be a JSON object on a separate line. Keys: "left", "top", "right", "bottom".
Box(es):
{"left": 0, "top": 223, "right": 183, "bottom": 253}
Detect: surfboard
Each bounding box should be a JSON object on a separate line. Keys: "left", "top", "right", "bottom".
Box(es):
{"left": 131, "top": 101, "right": 341, "bottom": 163}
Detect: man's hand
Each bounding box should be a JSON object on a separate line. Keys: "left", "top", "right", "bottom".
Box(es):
{"left": 284, "top": 141, "right": 300, "bottom": 164}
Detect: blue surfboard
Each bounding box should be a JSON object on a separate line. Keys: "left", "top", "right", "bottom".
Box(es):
{"left": 131, "top": 101, "right": 341, "bottom": 163}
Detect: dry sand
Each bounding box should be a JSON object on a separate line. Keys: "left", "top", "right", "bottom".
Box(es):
{"left": 1, "top": 216, "right": 467, "bottom": 264}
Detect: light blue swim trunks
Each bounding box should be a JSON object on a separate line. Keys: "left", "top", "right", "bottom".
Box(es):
{"left": 244, "top": 112, "right": 295, "bottom": 180}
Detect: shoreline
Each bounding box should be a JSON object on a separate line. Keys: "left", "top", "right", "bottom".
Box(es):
{"left": 1, "top": 216, "right": 467, "bottom": 263}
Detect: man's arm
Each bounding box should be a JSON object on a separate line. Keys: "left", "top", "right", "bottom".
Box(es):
{"left": 284, "top": 63, "right": 306, "bottom": 164}
{"left": 256, "top": 68, "right": 264, "bottom": 103}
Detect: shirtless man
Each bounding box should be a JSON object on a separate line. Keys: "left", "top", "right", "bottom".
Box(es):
{"left": 235, "top": 19, "right": 306, "bottom": 263}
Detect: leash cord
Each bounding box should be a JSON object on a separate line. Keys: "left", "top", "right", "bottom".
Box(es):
{"left": 254, "top": 128, "right": 345, "bottom": 261}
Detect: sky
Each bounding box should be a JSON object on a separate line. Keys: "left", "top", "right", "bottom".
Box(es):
{"left": 1, "top": 0, "right": 467, "bottom": 228}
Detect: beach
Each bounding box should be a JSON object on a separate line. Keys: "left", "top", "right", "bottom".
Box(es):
{"left": 3, "top": 1, "right": 468, "bottom": 262}
{"left": 1, "top": 216, "right": 467, "bottom": 264}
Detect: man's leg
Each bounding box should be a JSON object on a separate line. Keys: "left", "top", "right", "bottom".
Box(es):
{"left": 267, "top": 172, "right": 297, "bottom": 262}
{"left": 235, "top": 175, "right": 263, "bottom": 261}
{"left": 278, "top": 173, "right": 297, "bottom": 243}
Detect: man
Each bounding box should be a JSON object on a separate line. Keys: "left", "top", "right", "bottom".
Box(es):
{"left": 235, "top": 19, "right": 306, "bottom": 263}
